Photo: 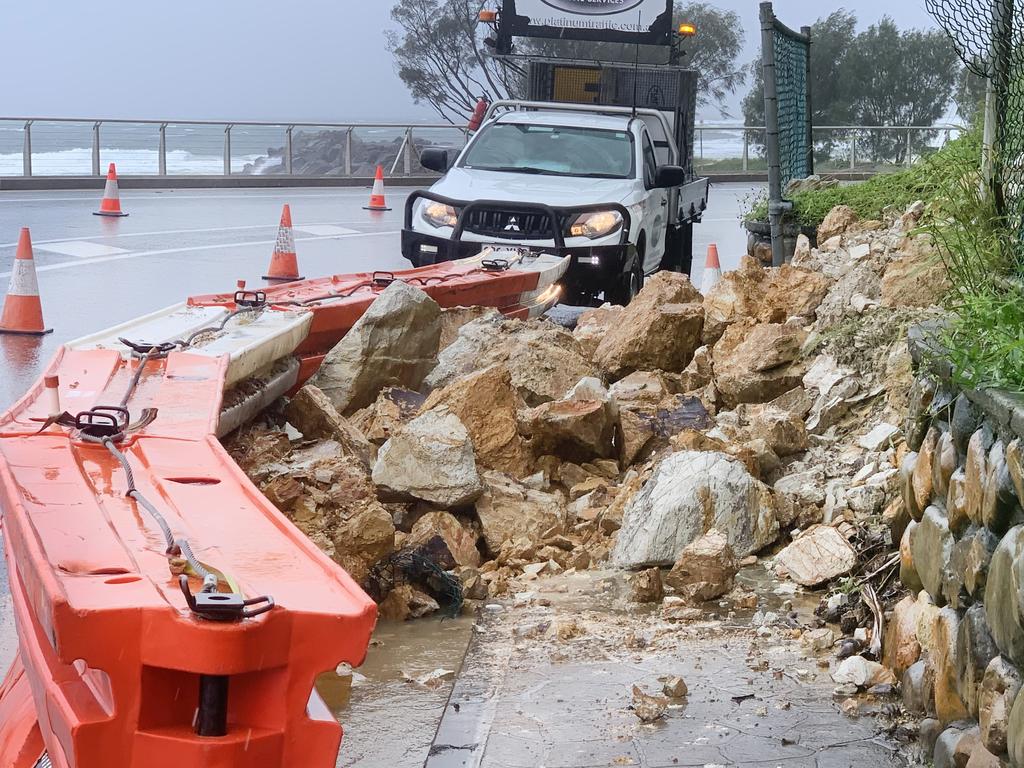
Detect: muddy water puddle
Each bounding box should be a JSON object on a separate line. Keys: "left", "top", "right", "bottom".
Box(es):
{"left": 320, "top": 615, "right": 475, "bottom": 767}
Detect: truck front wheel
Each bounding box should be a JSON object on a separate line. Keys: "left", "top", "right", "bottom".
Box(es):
{"left": 607, "top": 259, "right": 644, "bottom": 306}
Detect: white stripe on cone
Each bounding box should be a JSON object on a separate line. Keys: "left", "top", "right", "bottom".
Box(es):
{"left": 371, "top": 177, "right": 384, "bottom": 196}
{"left": 7, "top": 259, "right": 40, "bottom": 297}
{"left": 102, "top": 178, "right": 119, "bottom": 199}
{"left": 702, "top": 266, "right": 721, "bottom": 294}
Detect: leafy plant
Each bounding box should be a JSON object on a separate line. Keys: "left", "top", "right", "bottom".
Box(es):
{"left": 744, "top": 130, "right": 978, "bottom": 227}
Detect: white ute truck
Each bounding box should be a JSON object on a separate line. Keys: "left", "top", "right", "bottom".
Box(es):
{"left": 402, "top": 96, "right": 710, "bottom": 305}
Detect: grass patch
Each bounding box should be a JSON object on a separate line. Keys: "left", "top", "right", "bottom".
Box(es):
{"left": 746, "top": 132, "right": 981, "bottom": 227}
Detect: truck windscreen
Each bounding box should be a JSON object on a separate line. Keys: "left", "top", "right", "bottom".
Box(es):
{"left": 460, "top": 124, "right": 635, "bottom": 179}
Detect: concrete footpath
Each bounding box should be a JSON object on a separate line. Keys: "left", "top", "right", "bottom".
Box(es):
{"left": 426, "top": 570, "right": 907, "bottom": 768}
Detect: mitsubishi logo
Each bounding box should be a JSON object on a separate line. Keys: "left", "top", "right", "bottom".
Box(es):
{"left": 504, "top": 217, "right": 522, "bottom": 232}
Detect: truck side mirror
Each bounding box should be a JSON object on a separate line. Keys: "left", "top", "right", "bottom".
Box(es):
{"left": 420, "top": 148, "right": 451, "bottom": 174}
{"left": 654, "top": 165, "right": 686, "bottom": 188}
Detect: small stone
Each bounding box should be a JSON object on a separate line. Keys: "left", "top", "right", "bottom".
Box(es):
{"left": 831, "top": 656, "right": 895, "bottom": 689}
{"left": 629, "top": 568, "right": 665, "bottom": 604}
{"left": 859, "top": 422, "right": 901, "bottom": 451}
{"left": 912, "top": 506, "right": 954, "bottom": 602}
{"left": 840, "top": 697, "right": 860, "bottom": 717}
{"left": 662, "top": 676, "right": 689, "bottom": 698}
{"left": 883, "top": 595, "right": 922, "bottom": 676}
{"left": 631, "top": 685, "right": 669, "bottom": 723}
{"left": 803, "top": 627, "right": 835, "bottom": 653}
{"left": 934, "top": 724, "right": 981, "bottom": 768}
{"left": 662, "top": 596, "right": 702, "bottom": 622}
{"left": 965, "top": 429, "right": 990, "bottom": 526}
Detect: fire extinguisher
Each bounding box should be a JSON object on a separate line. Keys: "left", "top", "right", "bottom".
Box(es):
{"left": 468, "top": 98, "right": 490, "bottom": 132}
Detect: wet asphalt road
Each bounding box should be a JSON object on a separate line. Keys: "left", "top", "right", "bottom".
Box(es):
{"left": 0, "top": 183, "right": 759, "bottom": 410}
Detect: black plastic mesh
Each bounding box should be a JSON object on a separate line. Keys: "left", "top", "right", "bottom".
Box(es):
{"left": 772, "top": 25, "right": 811, "bottom": 188}
{"left": 364, "top": 536, "right": 464, "bottom": 618}
{"left": 927, "top": 0, "right": 1020, "bottom": 221}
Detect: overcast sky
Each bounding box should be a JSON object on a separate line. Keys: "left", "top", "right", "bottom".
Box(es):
{"left": 1, "top": 1, "right": 942, "bottom": 123}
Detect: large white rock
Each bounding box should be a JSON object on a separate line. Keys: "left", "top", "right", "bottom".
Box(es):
{"left": 612, "top": 451, "right": 779, "bottom": 568}
{"left": 372, "top": 407, "right": 483, "bottom": 508}
{"left": 312, "top": 281, "right": 441, "bottom": 413}
{"left": 776, "top": 525, "right": 857, "bottom": 586}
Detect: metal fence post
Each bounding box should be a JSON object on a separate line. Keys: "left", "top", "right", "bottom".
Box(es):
{"left": 760, "top": 2, "right": 788, "bottom": 268}
{"left": 906, "top": 128, "right": 913, "bottom": 168}
{"left": 850, "top": 131, "right": 856, "bottom": 170}
{"left": 403, "top": 127, "right": 414, "bottom": 176}
{"left": 23, "top": 121, "right": 32, "bottom": 177}
{"left": 742, "top": 129, "right": 749, "bottom": 172}
{"left": 344, "top": 128, "right": 353, "bottom": 176}
{"left": 158, "top": 124, "right": 167, "bottom": 176}
{"left": 802, "top": 25, "right": 814, "bottom": 175}
{"left": 286, "top": 126, "right": 294, "bottom": 175}
{"left": 92, "top": 122, "right": 101, "bottom": 176}
{"left": 223, "top": 125, "right": 232, "bottom": 176}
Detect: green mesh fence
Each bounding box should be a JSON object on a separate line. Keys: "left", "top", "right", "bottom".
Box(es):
{"left": 772, "top": 29, "right": 812, "bottom": 187}
{"left": 926, "top": 0, "right": 1021, "bottom": 225}
{"left": 759, "top": 2, "right": 812, "bottom": 266}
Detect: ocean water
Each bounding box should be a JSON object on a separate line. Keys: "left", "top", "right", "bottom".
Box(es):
{"left": 0, "top": 119, "right": 752, "bottom": 176}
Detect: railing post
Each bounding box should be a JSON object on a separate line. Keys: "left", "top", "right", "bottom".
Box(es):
{"left": 906, "top": 127, "right": 913, "bottom": 168}
{"left": 23, "top": 120, "right": 32, "bottom": 177}
{"left": 158, "top": 123, "right": 167, "bottom": 176}
{"left": 850, "top": 130, "right": 856, "bottom": 171}
{"left": 286, "top": 126, "right": 294, "bottom": 175}
{"left": 403, "top": 127, "right": 413, "bottom": 176}
{"left": 92, "top": 122, "right": 101, "bottom": 176}
{"left": 742, "top": 128, "right": 749, "bottom": 172}
{"left": 223, "top": 125, "right": 232, "bottom": 176}
{"left": 344, "top": 128, "right": 353, "bottom": 176}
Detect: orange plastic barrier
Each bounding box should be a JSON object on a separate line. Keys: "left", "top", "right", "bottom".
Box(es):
{"left": 0, "top": 348, "right": 376, "bottom": 768}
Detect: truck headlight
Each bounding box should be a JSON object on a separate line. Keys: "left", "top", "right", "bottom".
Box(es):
{"left": 422, "top": 202, "right": 458, "bottom": 228}
{"left": 568, "top": 210, "right": 623, "bottom": 239}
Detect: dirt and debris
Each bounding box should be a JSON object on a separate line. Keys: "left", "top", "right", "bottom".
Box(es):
{"left": 222, "top": 200, "right": 949, "bottom": 766}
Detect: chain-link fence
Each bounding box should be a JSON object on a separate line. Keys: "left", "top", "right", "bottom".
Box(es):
{"left": 759, "top": 2, "right": 812, "bottom": 267}
{"left": 927, "top": 0, "right": 1021, "bottom": 225}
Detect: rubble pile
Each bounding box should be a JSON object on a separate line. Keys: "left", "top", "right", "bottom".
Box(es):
{"left": 225, "top": 200, "right": 959, "bottom": 760}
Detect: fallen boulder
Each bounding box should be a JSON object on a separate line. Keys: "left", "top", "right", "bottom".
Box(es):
{"left": 712, "top": 322, "right": 807, "bottom": 407}
{"left": 425, "top": 316, "right": 599, "bottom": 406}
{"left": 284, "top": 384, "right": 375, "bottom": 466}
{"left": 612, "top": 451, "right": 778, "bottom": 568}
{"left": 312, "top": 281, "right": 441, "bottom": 413}
{"left": 332, "top": 505, "right": 396, "bottom": 585}
{"left": 758, "top": 264, "right": 832, "bottom": 324}
{"left": 408, "top": 511, "right": 481, "bottom": 569}
{"left": 881, "top": 235, "right": 950, "bottom": 309}
{"left": 372, "top": 407, "right": 484, "bottom": 508}
{"left": 421, "top": 364, "right": 533, "bottom": 477}
{"left": 521, "top": 396, "right": 615, "bottom": 462}
{"left": 702, "top": 256, "right": 767, "bottom": 345}
{"left": 573, "top": 304, "right": 624, "bottom": 360}
{"left": 594, "top": 272, "right": 705, "bottom": 377}
{"left": 776, "top": 526, "right": 857, "bottom": 587}
{"left": 664, "top": 529, "right": 738, "bottom": 602}
{"left": 817, "top": 204, "right": 859, "bottom": 242}
{"left": 475, "top": 471, "right": 566, "bottom": 555}
{"left": 350, "top": 387, "right": 425, "bottom": 446}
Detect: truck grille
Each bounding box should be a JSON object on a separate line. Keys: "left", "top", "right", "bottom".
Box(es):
{"left": 463, "top": 209, "right": 564, "bottom": 241}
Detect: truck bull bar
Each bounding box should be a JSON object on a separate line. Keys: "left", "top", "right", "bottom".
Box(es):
{"left": 404, "top": 190, "right": 632, "bottom": 253}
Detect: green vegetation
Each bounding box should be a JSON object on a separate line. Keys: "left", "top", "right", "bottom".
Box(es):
{"left": 924, "top": 137, "right": 1024, "bottom": 390}
{"left": 746, "top": 131, "right": 981, "bottom": 227}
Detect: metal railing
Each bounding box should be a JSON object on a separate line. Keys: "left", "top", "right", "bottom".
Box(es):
{"left": 0, "top": 117, "right": 468, "bottom": 178}
{"left": 693, "top": 123, "right": 965, "bottom": 174}
{"left": 0, "top": 117, "right": 964, "bottom": 178}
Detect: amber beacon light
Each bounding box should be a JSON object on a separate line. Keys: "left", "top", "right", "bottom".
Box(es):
{"left": 479, "top": 9, "right": 498, "bottom": 22}
{"left": 678, "top": 22, "right": 697, "bottom": 36}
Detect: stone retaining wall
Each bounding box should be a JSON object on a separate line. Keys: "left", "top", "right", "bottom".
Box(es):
{"left": 896, "top": 329, "right": 1024, "bottom": 766}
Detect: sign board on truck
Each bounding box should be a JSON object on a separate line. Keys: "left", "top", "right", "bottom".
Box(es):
{"left": 502, "top": 0, "right": 674, "bottom": 45}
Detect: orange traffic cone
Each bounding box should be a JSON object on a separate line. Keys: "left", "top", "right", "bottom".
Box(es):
{"left": 363, "top": 165, "right": 391, "bottom": 211}
{"left": 0, "top": 228, "right": 52, "bottom": 335}
{"left": 702, "top": 244, "right": 722, "bottom": 294}
{"left": 94, "top": 163, "right": 129, "bottom": 217}
{"left": 263, "top": 204, "right": 304, "bottom": 282}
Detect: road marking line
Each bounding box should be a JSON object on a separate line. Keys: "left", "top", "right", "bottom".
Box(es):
{"left": 34, "top": 241, "right": 131, "bottom": 259}
{"left": 293, "top": 225, "right": 360, "bottom": 237}
{"left": 0, "top": 230, "right": 402, "bottom": 278}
